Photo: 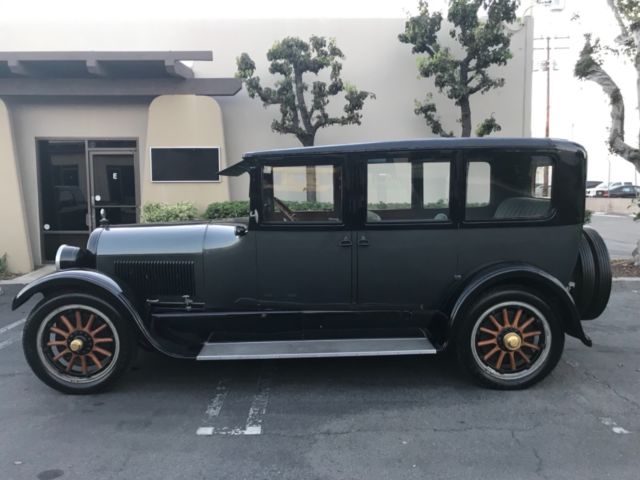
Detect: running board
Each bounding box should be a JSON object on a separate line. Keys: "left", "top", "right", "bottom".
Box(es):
{"left": 196, "top": 337, "right": 437, "bottom": 360}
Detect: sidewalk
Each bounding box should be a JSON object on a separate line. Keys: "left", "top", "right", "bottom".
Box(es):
{"left": 0, "top": 264, "right": 54, "bottom": 286}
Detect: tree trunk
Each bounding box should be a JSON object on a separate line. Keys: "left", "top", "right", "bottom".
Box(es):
{"left": 301, "top": 136, "right": 317, "bottom": 203}
{"left": 459, "top": 95, "right": 472, "bottom": 137}
{"left": 577, "top": 40, "right": 640, "bottom": 172}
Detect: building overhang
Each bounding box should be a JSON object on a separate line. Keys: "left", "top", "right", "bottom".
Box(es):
{"left": 0, "top": 51, "right": 242, "bottom": 97}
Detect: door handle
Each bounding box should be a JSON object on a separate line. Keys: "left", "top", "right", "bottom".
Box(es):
{"left": 339, "top": 235, "right": 353, "bottom": 247}
{"left": 358, "top": 235, "right": 370, "bottom": 247}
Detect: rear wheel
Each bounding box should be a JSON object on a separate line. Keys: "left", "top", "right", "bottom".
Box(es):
{"left": 456, "top": 289, "right": 564, "bottom": 389}
{"left": 23, "top": 293, "right": 136, "bottom": 394}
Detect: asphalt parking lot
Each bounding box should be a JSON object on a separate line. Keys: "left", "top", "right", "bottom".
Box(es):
{"left": 589, "top": 213, "right": 640, "bottom": 259}
{"left": 0, "top": 281, "right": 639, "bottom": 480}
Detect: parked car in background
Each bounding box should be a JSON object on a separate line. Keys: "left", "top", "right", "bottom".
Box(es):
{"left": 585, "top": 180, "right": 602, "bottom": 191}
{"left": 603, "top": 185, "right": 640, "bottom": 198}
{"left": 14, "top": 138, "right": 612, "bottom": 394}
{"left": 587, "top": 181, "right": 633, "bottom": 197}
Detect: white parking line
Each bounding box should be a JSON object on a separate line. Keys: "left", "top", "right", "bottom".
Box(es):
{"left": 600, "top": 417, "right": 631, "bottom": 434}
{"left": 0, "top": 333, "right": 22, "bottom": 351}
{"left": 243, "top": 376, "right": 271, "bottom": 435}
{"left": 0, "top": 318, "right": 25, "bottom": 336}
{"left": 197, "top": 374, "right": 272, "bottom": 436}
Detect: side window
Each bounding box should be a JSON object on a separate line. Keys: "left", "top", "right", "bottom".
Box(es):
{"left": 465, "top": 153, "right": 554, "bottom": 221}
{"left": 366, "top": 156, "right": 451, "bottom": 222}
{"left": 262, "top": 163, "right": 342, "bottom": 224}
{"left": 466, "top": 161, "right": 491, "bottom": 208}
{"left": 532, "top": 156, "right": 553, "bottom": 199}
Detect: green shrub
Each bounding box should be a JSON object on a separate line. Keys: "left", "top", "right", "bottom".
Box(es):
{"left": 584, "top": 209, "right": 592, "bottom": 224}
{"left": 142, "top": 202, "right": 200, "bottom": 223}
{"left": 204, "top": 200, "right": 339, "bottom": 220}
{"left": 0, "top": 253, "right": 7, "bottom": 275}
{"left": 205, "top": 201, "right": 250, "bottom": 220}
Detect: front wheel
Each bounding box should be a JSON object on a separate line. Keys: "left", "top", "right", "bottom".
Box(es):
{"left": 23, "top": 293, "right": 136, "bottom": 394}
{"left": 456, "top": 289, "right": 564, "bottom": 389}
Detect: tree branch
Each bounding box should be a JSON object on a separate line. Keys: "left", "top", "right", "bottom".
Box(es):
{"left": 576, "top": 37, "right": 640, "bottom": 170}
{"left": 608, "top": 0, "right": 634, "bottom": 45}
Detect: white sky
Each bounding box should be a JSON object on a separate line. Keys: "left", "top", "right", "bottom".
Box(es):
{"left": 3, "top": 0, "right": 447, "bottom": 20}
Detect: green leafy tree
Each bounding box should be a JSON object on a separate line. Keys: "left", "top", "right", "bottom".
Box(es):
{"left": 399, "top": 0, "right": 518, "bottom": 137}
{"left": 236, "top": 36, "right": 375, "bottom": 201}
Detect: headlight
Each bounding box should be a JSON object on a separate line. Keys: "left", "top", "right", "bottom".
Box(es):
{"left": 55, "top": 245, "right": 83, "bottom": 271}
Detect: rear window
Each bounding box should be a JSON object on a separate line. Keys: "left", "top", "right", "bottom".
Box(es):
{"left": 465, "top": 153, "right": 554, "bottom": 221}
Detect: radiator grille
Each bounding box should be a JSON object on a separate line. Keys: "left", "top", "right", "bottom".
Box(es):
{"left": 114, "top": 259, "right": 195, "bottom": 298}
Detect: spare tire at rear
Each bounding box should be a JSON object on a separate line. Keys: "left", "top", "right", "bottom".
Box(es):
{"left": 572, "top": 227, "right": 612, "bottom": 320}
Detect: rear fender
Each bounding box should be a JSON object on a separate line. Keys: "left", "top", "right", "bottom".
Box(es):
{"left": 12, "top": 269, "right": 186, "bottom": 358}
{"left": 446, "top": 263, "right": 592, "bottom": 347}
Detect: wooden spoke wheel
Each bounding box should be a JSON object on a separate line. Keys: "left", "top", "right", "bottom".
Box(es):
{"left": 471, "top": 301, "right": 551, "bottom": 381}
{"left": 36, "top": 304, "right": 120, "bottom": 385}
{"left": 456, "top": 288, "right": 564, "bottom": 390}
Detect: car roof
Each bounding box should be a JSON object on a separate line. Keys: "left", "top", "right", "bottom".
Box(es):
{"left": 220, "top": 137, "right": 585, "bottom": 176}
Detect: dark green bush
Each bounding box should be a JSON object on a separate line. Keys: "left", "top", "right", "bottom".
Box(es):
{"left": 584, "top": 209, "right": 592, "bottom": 224}
{"left": 204, "top": 200, "right": 335, "bottom": 220}
{"left": 0, "top": 253, "right": 7, "bottom": 275}
{"left": 204, "top": 201, "right": 250, "bottom": 219}
{"left": 142, "top": 202, "right": 200, "bottom": 223}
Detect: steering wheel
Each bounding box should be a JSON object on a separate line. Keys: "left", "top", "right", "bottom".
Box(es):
{"left": 273, "top": 197, "right": 296, "bottom": 222}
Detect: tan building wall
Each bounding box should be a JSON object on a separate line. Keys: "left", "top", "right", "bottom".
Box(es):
{"left": 0, "top": 99, "right": 33, "bottom": 273}
{"left": 0, "top": 17, "right": 534, "bottom": 203}
{"left": 143, "top": 95, "right": 230, "bottom": 212}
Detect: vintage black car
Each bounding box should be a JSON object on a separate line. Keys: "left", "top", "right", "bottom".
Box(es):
{"left": 14, "top": 138, "right": 612, "bottom": 393}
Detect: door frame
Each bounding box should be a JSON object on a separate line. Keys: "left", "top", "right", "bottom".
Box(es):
{"left": 87, "top": 149, "right": 138, "bottom": 230}
{"left": 35, "top": 137, "right": 139, "bottom": 262}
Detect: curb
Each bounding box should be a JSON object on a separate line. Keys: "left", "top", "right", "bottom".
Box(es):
{"left": 612, "top": 277, "right": 640, "bottom": 282}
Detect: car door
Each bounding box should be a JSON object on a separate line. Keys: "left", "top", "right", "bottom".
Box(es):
{"left": 355, "top": 151, "right": 459, "bottom": 310}
{"left": 255, "top": 156, "right": 352, "bottom": 307}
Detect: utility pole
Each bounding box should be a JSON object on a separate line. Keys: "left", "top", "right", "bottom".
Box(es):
{"left": 534, "top": 35, "right": 569, "bottom": 195}
{"left": 545, "top": 36, "right": 551, "bottom": 138}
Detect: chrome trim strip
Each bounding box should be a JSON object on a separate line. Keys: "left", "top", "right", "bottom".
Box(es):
{"left": 54, "top": 244, "right": 66, "bottom": 271}
{"left": 196, "top": 337, "right": 437, "bottom": 361}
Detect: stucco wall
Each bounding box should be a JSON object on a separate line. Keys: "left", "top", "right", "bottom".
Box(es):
{"left": 0, "top": 99, "right": 33, "bottom": 273}
{"left": 0, "top": 17, "right": 533, "bottom": 203}
{"left": 143, "top": 95, "right": 230, "bottom": 211}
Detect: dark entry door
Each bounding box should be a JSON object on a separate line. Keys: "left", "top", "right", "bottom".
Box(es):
{"left": 38, "top": 140, "right": 90, "bottom": 261}
{"left": 89, "top": 153, "right": 137, "bottom": 228}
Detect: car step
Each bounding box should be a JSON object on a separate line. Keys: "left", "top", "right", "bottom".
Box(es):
{"left": 196, "top": 337, "right": 437, "bottom": 360}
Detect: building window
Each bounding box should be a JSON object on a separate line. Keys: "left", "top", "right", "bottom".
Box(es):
{"left": 151, "top": 147, "right": 220, "bottom": 182}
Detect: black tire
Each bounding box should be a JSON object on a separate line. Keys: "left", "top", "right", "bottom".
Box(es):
{"left": 23, "top": 293, "right": 136, "bottom": 394}
{"left": 572, "top": 232, "right": 597, "bottom": 318}
{"left": 581, "top": 227, "right": 612, "bottom": 320}
{"left": 456, "top": 288, "right": 564, "bottom": 390}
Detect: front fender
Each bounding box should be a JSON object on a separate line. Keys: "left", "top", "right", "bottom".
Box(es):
{"left": 447, "top": 262, "right": 592, "bottom": 347}
{"left": 12, "top": 269, "right": 186, "bottom": 358}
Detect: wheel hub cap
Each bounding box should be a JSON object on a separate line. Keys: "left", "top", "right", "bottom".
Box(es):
{"left": 69, "top": 338, "right": 84, "bottom": 352}
{"left": 503, "top": 332, "right": 522, "bottom": 351}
